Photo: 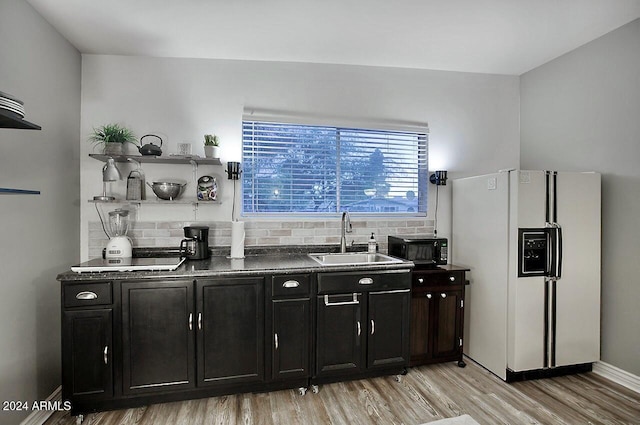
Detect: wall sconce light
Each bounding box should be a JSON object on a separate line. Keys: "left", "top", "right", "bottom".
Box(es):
{"left": 429, "top": 170, "right": 448, "bottom": 186}
{"left": 93, "top": 157, "right": 121, "bottom": 201}
{"left": 226, "top": 161, "right": 242, "bottom": 180}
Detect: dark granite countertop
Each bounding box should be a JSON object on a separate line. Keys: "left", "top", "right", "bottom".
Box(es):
{"left": 57, "top": 246, "right": 415, "bottom": 282}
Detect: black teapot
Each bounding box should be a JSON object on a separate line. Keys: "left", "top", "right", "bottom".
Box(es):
{"left": 138, "top": 134, "right": 163, "bottom": 156}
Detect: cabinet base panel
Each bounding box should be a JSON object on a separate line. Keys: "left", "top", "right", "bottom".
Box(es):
{"left": 67, "top": 379, "right": 309, "bottom": 416}
{"left": 310, "top": 366, "right": 408, "bottom": 387}
{"left": 409, "top": 354, "right": 463, "bottom": 367}
{"left": 505, "top": 363, "right": 592, "bottom": 383}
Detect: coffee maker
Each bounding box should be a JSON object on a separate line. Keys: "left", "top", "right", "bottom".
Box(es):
{"left": 180, "top": 226, "right": 210, "bottom": 260}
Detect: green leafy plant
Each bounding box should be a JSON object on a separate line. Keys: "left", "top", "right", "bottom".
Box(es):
{"left": 88, "top": 123, "right": 137, "bottom": 149}
{"left": 204, "top": 134, "right": 219, "bottom": 146}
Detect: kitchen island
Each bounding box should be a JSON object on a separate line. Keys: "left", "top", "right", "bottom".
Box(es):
{"left": 57, "top": 250, "right": 414, "bottom": 421}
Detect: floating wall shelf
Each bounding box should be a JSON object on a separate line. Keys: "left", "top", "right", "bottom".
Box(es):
{"left": 89, "top": 154, "right": 222, "bottom": 166}
{"left": 0, "top": 108, "right": 41, "bottom": 130}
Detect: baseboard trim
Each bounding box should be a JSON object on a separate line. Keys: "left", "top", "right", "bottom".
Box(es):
{"left": 20, "top": 386, "right": 61, "bottom": 425}
{"left": 592, "top": 361, "right": 640, "bottom": 394}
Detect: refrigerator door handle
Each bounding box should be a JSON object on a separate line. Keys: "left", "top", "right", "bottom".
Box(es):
{"left": 555, "top": 226, "right": 563, "bottom": 279}
{"left": 547, "top": 226, "right": 563, "bottom": 279}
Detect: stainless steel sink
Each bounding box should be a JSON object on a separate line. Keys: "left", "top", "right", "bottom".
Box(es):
{"left": 308, "top": 252, "right": 404, "bottom": 266}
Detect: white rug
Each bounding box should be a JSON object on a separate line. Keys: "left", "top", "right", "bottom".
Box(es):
{"left": 421, "top": 414, "right": 481, "bottom": 425}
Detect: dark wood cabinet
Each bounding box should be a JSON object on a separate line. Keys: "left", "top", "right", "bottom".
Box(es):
{"left": 121, "top": 280, "right": 195, "bottom": 394}
{"left": 197, "top": 277, "right": 264, "bottom": 386}
{"left": 272, "top": 298, "right": 311, "bottom": 380}
{"left": 314, "top": 270, "right": 411, "bottom": 382}
{"left": 409, "top": 266, "right": 468, "bottom": 367}
{"left": 270, "top": 274, "right": 312, "bottom": 382}
{"left": 316, "top": 293, "right": 364, "bottom": 377}
{"left": 62, "top": 309, "right": 113, "bottom": 401}
{"left": 367, "top": 290, "right": 411, "bottom": 369}
{"left": 60, "top": 264, "right": 413, "bottom": 417}
{"left": 61, "top": 281, "right": 114, "bottom": 405}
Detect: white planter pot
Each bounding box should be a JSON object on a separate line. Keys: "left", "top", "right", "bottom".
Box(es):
{"left": 204, "top": 146, "right": 219, "bottom": 158}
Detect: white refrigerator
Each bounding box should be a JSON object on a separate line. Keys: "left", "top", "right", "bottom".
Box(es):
{"left": 452, "top": 170, "right": 601, "bottom": 381}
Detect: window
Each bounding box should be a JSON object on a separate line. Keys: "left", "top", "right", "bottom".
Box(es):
{"left": 242, "top": 120, "right": 428, "bottom": 215}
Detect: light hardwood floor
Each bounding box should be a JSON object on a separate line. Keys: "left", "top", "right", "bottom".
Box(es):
{"left": 45, "top": 360, "right": 640, "bottom": 425}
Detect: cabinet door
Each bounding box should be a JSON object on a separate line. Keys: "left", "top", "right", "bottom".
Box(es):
{"left": 122, "top": 281, "right": 195, "bottom": 394}
{"left": 410, "top": 291, "right": 433, "bottom": 365}
{"left": 433, "top": 290, "right": 463, "bottom": 359}
{"left": 62, "top": 309, "right": 113, "bottom": 400}
{"left": 315, "top": 293, "right": 364, "bottom": 377}
{"left": 197, "top": 277, "right": 264, "bottom": 386}
{"left": 367, "top": 290, "right": 411, "bottom": 369}
{"left": 272, "top": 298, "right": 310, "bottom": 380}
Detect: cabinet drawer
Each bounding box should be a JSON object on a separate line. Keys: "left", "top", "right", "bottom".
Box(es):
{"left": 413, "top": 271, "right": 464, "bottom": 287}
{"left": 272, "top": 274, "right": 310, "bottom": 298}
{"left": 318, "top": 269, "right": 411, "bottom": 294}
{"left": 64, "top": 282, "right": 112, "bottom": 308}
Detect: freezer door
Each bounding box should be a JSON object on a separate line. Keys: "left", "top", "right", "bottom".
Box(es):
{"left": 452, "top": 172, "right": 509, "bottom": 380}
{"left": 554, "top": 172, "right": 601, "bottom": 366}
{"left": 508, "top": 171, "right": 547, "bottom": 373}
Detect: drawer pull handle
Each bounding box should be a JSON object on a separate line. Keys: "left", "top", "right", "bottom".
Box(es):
{"left": 358, "top": 277, "right": 374, "bottom": 285}
{"left": 371, "top": 319, "right": 375, "bottom": 335}
{"left": 198, "top": 313, "right": 202, "bottom": 330}
{"left": 103, "top": 346, "right": 108, "bottom": 365}
{"left": 449, "top": 276, "right": 456, "bottom": 282}
{"left": 274, "top": 333, "right": 279, "bottom": 350}
{"left": 324, "top": 293, "right": 359, "bottom": 306}
{"left": 188, "top": 313, "right": 193, "bottom": 330}
{"left": 357, "top": 321, "right": 361, "bottom": 336}
{"left": 426, "top": 293, "right": 432, "bottom": 299}
{"left": 283, "top": 280, "right": 300, "bottom": 288}
{"left": 76, "top": 291, "right": 97, "bottom": 300}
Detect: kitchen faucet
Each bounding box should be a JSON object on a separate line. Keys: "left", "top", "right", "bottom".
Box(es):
{"left": 340, "top": 211, "right": 352, "bottom": 253}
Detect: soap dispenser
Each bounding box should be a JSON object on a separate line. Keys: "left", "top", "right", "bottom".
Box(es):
{"left": 368, "top": 232, "right": 377, "bottom": 253}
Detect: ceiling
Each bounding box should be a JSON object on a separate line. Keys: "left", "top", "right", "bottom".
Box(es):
{"left": 26, "top": 0, "right": 640, "bottom": 75}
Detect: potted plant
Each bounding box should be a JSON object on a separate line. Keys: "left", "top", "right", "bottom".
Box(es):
{"left": 89, "top": 123, "right": 137, "bottom": 155}
{"left": 204, "top": 134, "right": 219, "bottom": 158}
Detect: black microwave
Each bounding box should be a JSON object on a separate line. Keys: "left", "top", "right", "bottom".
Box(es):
{"left": 388, "top": 236, "right": 448, "bottom": 267}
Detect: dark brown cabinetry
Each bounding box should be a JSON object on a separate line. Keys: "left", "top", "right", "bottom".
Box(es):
{"left": 314, "top": 270, "right": 411, "bottom": 383}
{"left": 197, "top": 277, "right": 264, "bottom": 386}
{"left": 61, "top": 282, "right": 113, "bottom": 403}
{"left": 270, "top": 274, "right": 311, "bottom": 381}
{"left": 121, "top": 280, "right": 195, "bottom": 394}
{"left": 409, "top": 265, "right": 469, "bottom": 367}
{"left": 60, "top": 263, "right": 413, "bottom": 417}
{"left": 62, "top": 309, "right": 113, "bottom": 400}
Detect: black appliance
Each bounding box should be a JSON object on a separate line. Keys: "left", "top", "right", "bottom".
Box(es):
{"left": 180, "top": 226, "right": 210, "bottom": 260}
{"left": 387, "top": 236, "right": 448, "bottom": 268}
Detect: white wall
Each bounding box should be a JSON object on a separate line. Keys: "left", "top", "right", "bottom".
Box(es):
{"left": 0, "top": 1, "right": 81, "bottom": 424}
{"left": 520, "top": 19, "right": 640, "bottom": 375}
{"left": 80, "top": 55, "right": 520, "bottom": 260}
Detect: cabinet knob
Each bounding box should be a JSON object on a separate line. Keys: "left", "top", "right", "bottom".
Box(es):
{"left": 449, "top": 276, "right": 456, "bottom": 282}
{"left": 417, "top": 278, "right": 424, "bottom": 284}
{"left": 282, "top": 280, "right": 300, "bottom": 288}
{"left": 426, "top": 293, "right": 432, "bottom": 299}
{"left": 441, "top": 293, "right": 447, "bottom": 298}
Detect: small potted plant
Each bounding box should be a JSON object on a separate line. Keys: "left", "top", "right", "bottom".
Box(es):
{"left": 89, "top": 123, "right": 137, "bottom": 155}
{"left": 204, "top": 134, "right": 219, "bottom": 158}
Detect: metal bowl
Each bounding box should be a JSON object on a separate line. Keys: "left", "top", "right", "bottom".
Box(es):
{"left": 147, "top": 181, "right": 186, "bottom": 200}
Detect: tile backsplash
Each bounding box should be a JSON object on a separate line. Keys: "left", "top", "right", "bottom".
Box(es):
{"left": 88, "top": 218, "right": 434, "bottom": 259}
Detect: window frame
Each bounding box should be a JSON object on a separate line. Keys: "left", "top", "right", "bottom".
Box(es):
{"left": 241, "top": 115, "right": 429, "bottom": 218}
